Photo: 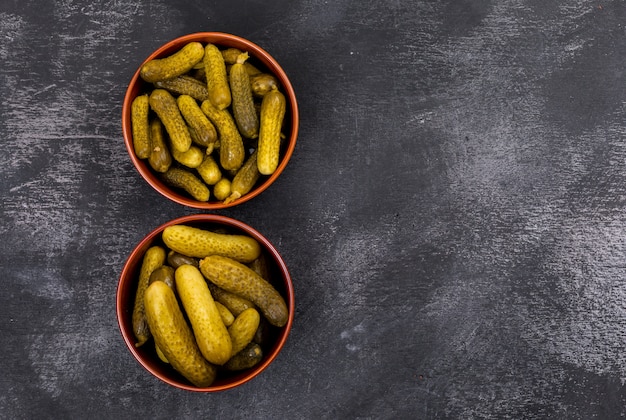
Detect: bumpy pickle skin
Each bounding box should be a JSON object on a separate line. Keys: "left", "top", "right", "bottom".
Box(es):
{"left": 149, "top": 89, "right": 192, "bottom": 153}
{"left": 132, "top": 246, "right": 166, "bottom": 347}
{"left": 200, "top": 100, "right": 244, "bottom": 171}
{"left": 257, "top": 87, "right": 286, "bottom": 175}
{"left": 161, "top": 167, "right": 210, "bottom": 202}
{"left": 207, "top": 282, "right": 256, "bottom": 317}
{"left": 175, "top": 265, "right": 232, "bottom": 365}
{"left": 147, "top": 118, "right": 172, "bottom": 173}
{"left": 224, "top": 342, "right": 263, "bottom": 371}
{"left": 229, "top": 52, "right": 259, "bottom": 139}
{"left": 224, "top": 150, "right": 260, "bottom": 205}
{"left": 228, "top": 307, "right": 261, "bottom": 357}
{"left": 155, "top": 75, "right": 209, "bottom": 102}
{"left": 203, "top": 43, "right": 231, "bottom": 110}
{"left": 177, "top": 94, "right": 217, "bottom": 150}
{"left": 131, "top": 94, "right": 151, "bottom": 160}
{"left": 140, "top": 41, "right": 205, "bottom": 83}
{"left": 196, "top": 154, "right": 222, "bottom": 186}
{"left": 199, "top": 255, "right": 288, "bottom": 327}
{"left": 144, "top": 281, "right": 217, "bottom": 387}
{"left": 161, "top": 224, "right": 261, "bottom": 263}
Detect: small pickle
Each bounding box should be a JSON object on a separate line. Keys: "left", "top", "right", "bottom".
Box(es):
{"left": 177, "top": 94, "right": 217, "bottom": 150}
{"left": 221, "top": 47, "right": 244, "bottom": 64}
{"left": 203, "top": 43, "right": 231, "bottom": 110}
{"left": 207, "top": 282, "right": 256, "bottom": 317}
{"left": 161, "top": 167, "right": 210, "bottom": 202}
{"left": 224, "top": 150, "right": 260, "bottom": 204}
{"left": 132, "top": 246, "right": 166, "bottom": 347}
{"left": 224, "top": 342, "right": 263, "bottom": 371}
{"left": 167, "top": 250, "right": 199, "bottom": 269}
{"left": 215, "top": 301, "right": 235, "bottom": 327}
{"left": 213, "top": 178, "right": 232, "bottom": 201}
{"left": 149, "top": 89, "right": 192, "bottom": 153}
{"left": 140, "top": 41, "right": 205, "bottom": 83}
{"left": 131, "top": 94, "right": 151, "bottom": 159}
{"left": 148, "top": 265, "right": 175, "bottom": 291}
{"left": 201, "top": 100, "right": 244, "bottom": 171}
{"left": 170, "top": 144, "right": 205, "bottom": 169}
{"left": 230, "top": 52, "right": 259, "bottom": 139}
{"left": 155, "top": 75, "right": 210, "bottom": 102}
{"left": 250, "top": 73, "right": 279, "bottom": 98}
{"left": 228, "top": 307, "right": 261, "bottom": 357}
{"left": 148, "top": 118, "right": 172, "bottom": 173}
{"left": 196, "top": 154, "right": 222, "bottom": 186}
{"left": 257, "top": 87, "right": 286, "bottom": 175}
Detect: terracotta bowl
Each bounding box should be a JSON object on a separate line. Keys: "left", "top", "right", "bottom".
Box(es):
{"left": 116, "top": 214, "right": 295, "bottom": 391}
{"left": 122, "top": 32, "right": 299, "bottom": 209}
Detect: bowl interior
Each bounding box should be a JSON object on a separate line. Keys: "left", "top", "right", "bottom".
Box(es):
{"left": 122, "top": 32, "right": 299, "bottom": 209}
{"left": 116, "top": 214, "right": 294, "bottom": 391}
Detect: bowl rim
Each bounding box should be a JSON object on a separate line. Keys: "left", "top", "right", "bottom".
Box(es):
{"left": 116, "top": 213, "right": 295, "bottom": 392}
{"left": 121, "top": 32, "right": 300, "bottom": 209}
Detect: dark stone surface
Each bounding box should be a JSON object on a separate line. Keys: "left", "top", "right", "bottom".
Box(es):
{"left": 1, "top": 1, "right": 626, "bottom": 418}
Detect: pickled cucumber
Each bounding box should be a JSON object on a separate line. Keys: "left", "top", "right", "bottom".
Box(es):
{"left": 175, "top": 265, "right": 232, "bottom": 365}
{"left": 257, "top": 87, "right": 286, "bottom": 175}
{"left": 200, "top": 100, "right": 244, "bottom": 171}
{"left": 177, "top": 94, "right": 217, "bottom": 150}
{"left": 147, "top": 118, "right": 172, "bottom": 173}
{"left": 228, "top": 307, "right": 260, "bottom": 356}
{"left": 155, "top": 75, "right": 209, "bottom": 102}
{"left": 199, "top": 255, "right": 288, "bottom": 327}
{"left": 131, "top": 94, "right": 151, "bottom": 159}
{"left": 223, "top": 150, "right": 260, "bottom": 205}
{"left": 140, "top": 41, "right": 205, "bottom": 83}
{"left": 132, "top": 245, "right": 166, "bottom": 347}
{"left": 144, "top": 281, "right": 217, "bottom": 387}
{"left": 162, "top": 224, "right": 261, "bottom": 263}
{"left": 203, "top": 43, "right": 231, "bottom": 110}
{"left": 161, "top": 167, "right": 210, "bottom": 202}
{"left": 230, "top": 52, "right": 259, "bottom": 139}
{"left": 224, "top": 342, "right": 263, "bottom": 371}
{"left": 149, "top": 89, "right": 192, "bottom": 153}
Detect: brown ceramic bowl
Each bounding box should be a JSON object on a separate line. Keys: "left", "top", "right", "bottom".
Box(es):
{"left": 122, "top": 32, "right": 299, "bottom": 209}
{"left": 116, "top": 214, "right": 295, "bottom": 391}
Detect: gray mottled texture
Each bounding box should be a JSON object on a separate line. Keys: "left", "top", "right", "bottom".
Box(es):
{"left": 1, "top": 0, "right": 626, "bottom": 419}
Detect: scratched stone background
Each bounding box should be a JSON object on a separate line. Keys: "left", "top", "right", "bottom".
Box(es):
{"left": 1, "top": 0, "right": 625, "bottom": 418}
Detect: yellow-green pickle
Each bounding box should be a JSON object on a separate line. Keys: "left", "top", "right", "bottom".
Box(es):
{"left": 257, "top": 87, "right": 286, "bottom": 175}
{"left": 175, "top": 265, "right": 233, "bottom": 365}
{"left": 144, "top": 281, "right": 217, "bottom": 387}
{"left": 149, "top": 89, "right": 192, "bottom": 153}
{"left": 132, "top": 246, "right": 166, "bottom": 347}
{"left": 162, "top": 224, "right": 261, "bottom": 262}
{"left": 161, "top": 167, "right": 210, "bottom": 202}
{"left": 199, "top": 255, "right": 288, "bottom": 327}
{"left": 224, "top": 342, "right": 264, "bottom": 371}
{"left": 140, "top": 41, "right": 205, "bottom": 83}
